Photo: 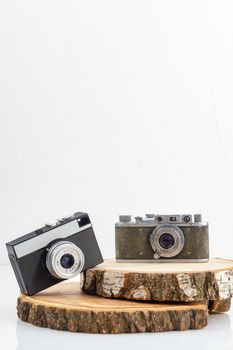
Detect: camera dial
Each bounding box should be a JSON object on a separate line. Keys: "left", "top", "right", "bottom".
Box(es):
{"left": 149, "top": 225, "right": 185, "bottom": 258}
{"left": 46, "top": 241, "right": 85, "bottom": 279}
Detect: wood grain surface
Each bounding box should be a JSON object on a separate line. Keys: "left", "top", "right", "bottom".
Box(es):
{"left": 81, "top": 258, "right": 233, "bottom": 304}
{"left": 17, "top": 282, "right": 208, "bottom": 333}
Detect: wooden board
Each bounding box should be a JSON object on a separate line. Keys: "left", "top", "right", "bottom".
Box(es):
{"left": 81, "top": 258, "right": 233, "bottom": 306}
{"left": 17, "top": 282, "right": 208, "bottom": 333}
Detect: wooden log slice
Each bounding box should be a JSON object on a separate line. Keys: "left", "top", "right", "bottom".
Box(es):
{"left": 17, "top": 282, "right": 208, "bottom": 333}
{"left": 81, "top": 258, "right": 233, "bottom": 305}
{"left": 209, "top": 298, "right": 231, "bottom": 313}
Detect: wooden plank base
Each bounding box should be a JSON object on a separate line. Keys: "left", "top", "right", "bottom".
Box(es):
{"left": 81, "top": 258, "right": 233, "bottom": 305}
{"left": 17, "top": 282, "right": 208, "bottom": 334}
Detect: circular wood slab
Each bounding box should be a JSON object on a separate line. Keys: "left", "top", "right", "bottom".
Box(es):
{"left": 17, "top": 282, "right": 208, "bottom": 333}
{"left": 81, "top": 258, "right": 233, "bottom": 305}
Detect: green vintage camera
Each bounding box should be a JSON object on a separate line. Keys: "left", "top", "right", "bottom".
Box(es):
{"left": 115, "top": 214, "right": 209, "bottom": 262}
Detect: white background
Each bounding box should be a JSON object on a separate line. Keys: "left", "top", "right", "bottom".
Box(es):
{"left": 1, "top": 0, "right": 233, "bottom": 263}
{"left": 1, "top": 0, "right": 233, "bottom": 348}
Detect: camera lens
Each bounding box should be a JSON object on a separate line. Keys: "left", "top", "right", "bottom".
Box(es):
{"left": 157, "top": 216, "right": 163, "bottom": 222}
{"left": 150, "top": 225, "right": 185, "bottom": 258}
{"left": 46, "top": 241, "right": 85, "bottom": 279}
{"left": 159, "top": 233, "right": 175, "bottom": 249}
{"left": 60, "top": 254, "right": 75, "bottom": 269}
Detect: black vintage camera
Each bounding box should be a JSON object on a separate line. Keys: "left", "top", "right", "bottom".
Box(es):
{"left": 6, "top": 212, "right": 103, "bottom": 295}
{"left": 115, "top": 214, "right": 209, "bottom": 262}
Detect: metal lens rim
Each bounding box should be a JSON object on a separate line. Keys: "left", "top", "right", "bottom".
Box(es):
{"left": 46, "top": 241, "right": 85, "bottom": 279}
{"left": 150, "top": 225, "right": 185, "bottom": 258}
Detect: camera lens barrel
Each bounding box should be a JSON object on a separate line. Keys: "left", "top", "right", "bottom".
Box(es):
{"left": 46, "top": 241, "right": 85, "bottom": 279}
{"left": 150, "top": 225, "right": 185, "bottom": 258}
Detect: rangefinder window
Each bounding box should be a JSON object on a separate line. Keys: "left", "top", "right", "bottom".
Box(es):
{"left": 169, "top": 216, "right": 177, "bottom": 222}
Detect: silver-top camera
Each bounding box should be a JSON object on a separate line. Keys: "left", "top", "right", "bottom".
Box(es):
{"left": 6, "top": 212, "right": 103, "bottom": 295}
{"left": 115, "top": 214, "right": 209, "bottom": 262}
